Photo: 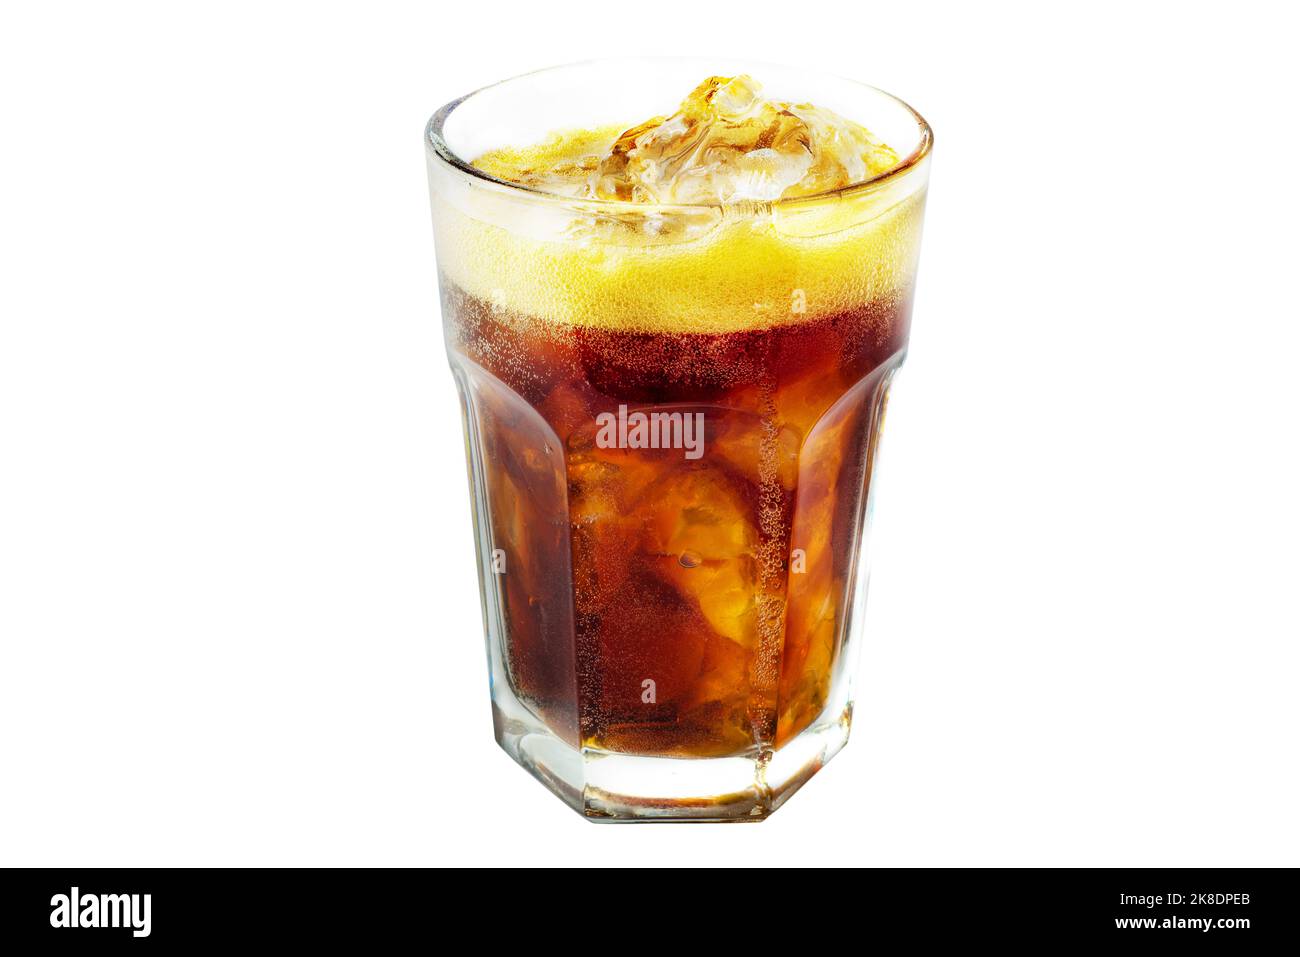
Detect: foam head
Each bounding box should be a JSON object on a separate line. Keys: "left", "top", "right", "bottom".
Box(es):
{"left": 427, "top": 62, "right": 931, "bottom": 333}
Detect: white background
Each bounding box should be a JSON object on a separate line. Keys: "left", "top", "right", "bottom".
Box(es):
{"left": 2, "top": 1, "right": 1297, "bottom": 867}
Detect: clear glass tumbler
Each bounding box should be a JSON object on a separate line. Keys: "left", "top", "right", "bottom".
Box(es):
{"left": 426, "top": 59, "right": 931, "bottom": 821}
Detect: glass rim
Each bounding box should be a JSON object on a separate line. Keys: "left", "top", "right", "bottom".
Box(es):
{"left": 425, "top": 57, "right": 933, "bottom": 213}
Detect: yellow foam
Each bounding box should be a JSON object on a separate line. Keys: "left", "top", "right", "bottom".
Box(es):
{"left": 432, "top": 188, "right": 927, "bottom": 334}
{"left": 473, "top": 125, "right": 625, "bottom": 194}
{"left": 431, "top": 81, "right": 928, "bottom": 334}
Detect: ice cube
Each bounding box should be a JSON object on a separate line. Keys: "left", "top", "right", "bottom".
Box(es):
{"left": 590, "top": 75, "right": 899, "bottom": 205}
{"left": 473, "top": 75, "right": 900, "bottom": 207}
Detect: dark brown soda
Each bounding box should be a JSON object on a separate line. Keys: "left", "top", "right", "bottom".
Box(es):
{"left": 446, "top": 280, "right": 910, "bottom": 758}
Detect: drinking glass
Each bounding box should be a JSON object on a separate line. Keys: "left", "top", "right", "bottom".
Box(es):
{"left": 426, "top": 59, "right": 931, "bottom": 821}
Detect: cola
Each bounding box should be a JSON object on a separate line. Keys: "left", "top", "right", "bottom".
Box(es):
{"left": 427, "top": 62, "right": 931, "bottom": 818}
{"left": 447, "top": 282, "right": 909, "bottom": 757}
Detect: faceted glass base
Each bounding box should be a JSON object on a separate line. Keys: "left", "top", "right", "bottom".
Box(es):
{"left": 491, "top": 680, "right": 853, "bottom": 822}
